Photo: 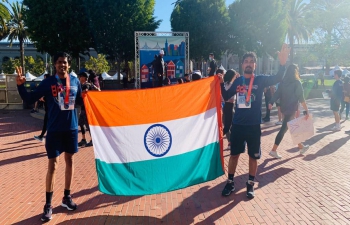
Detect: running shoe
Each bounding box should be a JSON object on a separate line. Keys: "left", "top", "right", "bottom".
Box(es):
{"left": 41, "top": 204, "right": 52, "bottom": 222}
{"left": 34, "top": 135, "right": 43, "bottom": 142}
{"left": 221, "top": 180, "right": 235, "bottom": 196}
{"left": 246, "top": 181, "right": 255, "bottom": 199}
{"left": 85, "top": 141, "right": 93, "bottom": 147}
{"left": 78, "top": 139, "right": 87, "bottom": 147}
{"left": 61, "top": 195, "right": 77, "bottom": 211}
{"left": 269, "top": 151, "right": 282, "bottom": 159}
{"left": 300, "top": 145, "right": 310, "bottom": 155}
{"left": 275, "top": 121, "right": 282, "bottom": 125}
{"left": 331, "top": 126, "right": 341, "bottom": 131}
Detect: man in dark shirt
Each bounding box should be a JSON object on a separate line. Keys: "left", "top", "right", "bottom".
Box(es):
{"left": 330, "top": 70, "right": 343, "bottom": 131}
{"left": 219, "top": 44, "right": 289, "bottom": 199}
{"left": 208, "top": 53, "right": 217, "bottom": 76}
{"left": 16, "top": 52, "right": 82, "bottom": 222}
{"left": 154, "top": 50, "right": 165, "bottom": 87}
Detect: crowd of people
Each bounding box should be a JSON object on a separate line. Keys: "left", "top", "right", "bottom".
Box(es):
{"left": 14, "top": 43, "right": 350, "bottom": 222}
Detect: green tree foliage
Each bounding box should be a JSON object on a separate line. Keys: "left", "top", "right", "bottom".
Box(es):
{"left": 308, "top": 0, "right": 350, "bottom": 69}
{"left": 84, "top": 54, "right": 111, "bottom": 74}
{"left": 83, "top": 0, "right": 160, "bottom": 63}
{"left": 227, "top": 0, "right": 287, "bottom": 59}
{"left": 5, "top": 1, "right": 29, "bottom": 75}
{"left": 1, "top": 56, "right": 45, "bottom": 75}
{"left": 286, "top": 0, "right": 312, "bottom": 64}
{"left": 0, "top": 1, "right": 10, "bottom": 39}
{"left": 23, "top": 0, "right": 94, "bottom": 69}
{"left": 171, "top": 0, "right": 230, "bottom": 61}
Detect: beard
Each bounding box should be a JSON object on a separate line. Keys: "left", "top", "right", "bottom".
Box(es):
{"left": 244, "top": 67, "right": 253, "bottom": 74}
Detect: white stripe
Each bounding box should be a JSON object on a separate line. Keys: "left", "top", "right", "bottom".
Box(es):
{"left": 90, "top": 107, "right": 219, "bottom": 164}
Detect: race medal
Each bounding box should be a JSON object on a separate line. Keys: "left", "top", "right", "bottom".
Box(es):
{"left": 56, "top": 74, "right": 74, "bottom": 111}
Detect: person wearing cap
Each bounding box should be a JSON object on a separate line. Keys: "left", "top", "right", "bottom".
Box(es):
{"left": 218, "top": 44, "right": 289, "bottom": 199}
{"left": 208, "top": 53, "right": 217, "bottom": 76}
{"left": 154, "top": 50, "right": 165, "bottom": 87}
{"left": 78, "top": 72, "right": 100, "bottom": 147}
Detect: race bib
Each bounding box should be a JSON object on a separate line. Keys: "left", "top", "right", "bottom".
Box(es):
{"left": 237, "top": 93, "right": 251, "bottom": 108}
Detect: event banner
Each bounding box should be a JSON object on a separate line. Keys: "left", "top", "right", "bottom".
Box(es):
{"left": 83, "top": 77, "right": 224, "bottom": 196}
{"left": 139, "top": 36, "right": 186, "bottom": 88}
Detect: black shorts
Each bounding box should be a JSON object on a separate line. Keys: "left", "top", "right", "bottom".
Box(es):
{"left": 230, "top": 124, "right": 261, "bottom": 159}
{"left": 45, "top": 130, "right": 78, "bottom": 159}
{"left": 330, "top": 99, "right": 340, "bottom": 112}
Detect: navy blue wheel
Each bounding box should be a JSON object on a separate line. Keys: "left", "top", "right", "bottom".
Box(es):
{"left": 144, "top": 124, "right": 172, "bottom": 157}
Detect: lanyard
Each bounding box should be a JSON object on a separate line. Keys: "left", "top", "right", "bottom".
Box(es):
{"left": 242, "top": 74, "right": 255, "bottom": 103}
{"left": 55, "top": 74, "right": 70, "bottom": 105}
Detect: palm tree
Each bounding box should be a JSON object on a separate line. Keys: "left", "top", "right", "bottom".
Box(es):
{"left": 0, "top": 2, "right": 10, "bottom": 39}
{"left": 286, "top": 0, "right": 311, "bottom": 64}
{"left": 6, "top": 1, "right": 29, "bottom": 75}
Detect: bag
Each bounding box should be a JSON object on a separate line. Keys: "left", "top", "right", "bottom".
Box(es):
{"left": 344, "top": 96, "right": 350, "bottom": 103}
{"left": 287, "top": 115, "right": 314, "bottom": 145}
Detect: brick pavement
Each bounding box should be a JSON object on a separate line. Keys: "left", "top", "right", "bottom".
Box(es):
{"left": 1, "top": 98, "right": 350, "bottom": 225}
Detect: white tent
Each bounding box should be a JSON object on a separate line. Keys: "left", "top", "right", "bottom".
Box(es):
{"left": 342, "top": 69, "right": 349, "bottom": 76}
{"left": 34, "top": 71, "right": 48, "bottom": 81}
{"left": 25, "top": 72, "right": 37, "bottom": 81}
{"left": 70, "top": 71, "right": 78, "bottom": 77}
{"left": 102, "top": 72, "right": 113, "bottom": 80}
{"left": 112, "top": 72, "right": 123, "bottom": 80}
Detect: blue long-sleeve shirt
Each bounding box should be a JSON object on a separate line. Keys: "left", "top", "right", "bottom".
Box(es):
{"left": 221, "top": 66, "right": 285, "bottom": 125}
{"left": 17, "top": 75, "right": 82, "bottom": 132}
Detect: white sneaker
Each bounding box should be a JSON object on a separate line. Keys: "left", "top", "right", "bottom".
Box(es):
{"left": 331, "top": 126, "right": 341, "bottom": 131}
{"left": 300, "top": 145, "right": 310, "bottom": 155}
{"left": 269, "top": 151, "right": 282, "bottom": 159}
{"left": 275, "top": 121, "right": 282, "bottom": 125}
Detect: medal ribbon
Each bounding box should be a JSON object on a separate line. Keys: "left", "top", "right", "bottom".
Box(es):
{"left": 55, "top": 74, "right": 70, "bottom": 105}
{"left": 243, "top": 74, "right": 255, "bottom": 103}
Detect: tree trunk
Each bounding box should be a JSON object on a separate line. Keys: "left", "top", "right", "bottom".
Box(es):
{"left": 290, "top": 40, "right": 294, "bottom": 65}
{"left": 20, "top": 39, "right": 25, "bottom": 75}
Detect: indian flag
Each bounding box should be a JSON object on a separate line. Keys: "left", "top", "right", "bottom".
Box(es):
{"left": 83, "top": 76, "right": 224, "bottom": 196}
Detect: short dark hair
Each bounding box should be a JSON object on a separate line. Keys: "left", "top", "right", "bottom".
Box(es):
{"left": 44, "top": 73, "right": 51, "bottom": 79}
{"left": 242, "top": 52, "right": 257, "bottom": 63}
{"left": 209, "top": 53, "right": 214, "bottom": 56}
{"left": 53, "top": 52, "right": 72, "bottom": 65}
{"left": 334, "top": 70, "right": 342, "bottom": 77}
{"left": 216, "top": 69, "right": 225, "bottom": 74}
{"left": 224, "top": 69, "right": 236, "bottom": 83}
{"left": 192, "top": 73, "right": 201, "bottom": 81}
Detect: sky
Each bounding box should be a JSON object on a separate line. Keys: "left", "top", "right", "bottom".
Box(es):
{"left": 154, "top": 0, "right": 235, "bottom": 31}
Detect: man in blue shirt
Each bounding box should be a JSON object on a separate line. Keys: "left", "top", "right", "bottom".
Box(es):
{"left": 330, "top": 70, "right": 343, "bottom": 131}
{"left": 218, "top": 44, "right": 289, "bottom": 199}
{"left": 16, "top": 52, "right": 82, "bottom": 222}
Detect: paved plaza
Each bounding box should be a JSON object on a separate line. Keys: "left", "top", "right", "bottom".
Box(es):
{"left": 1, "top": 98, "right": 350, "bottom": 225}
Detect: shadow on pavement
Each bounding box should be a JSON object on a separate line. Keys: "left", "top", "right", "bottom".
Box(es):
{"left": 0, "top": 152, "right": 46, "bottom": 166}
{"left": 303, "top": 136, "right": 350, "bottom": 161}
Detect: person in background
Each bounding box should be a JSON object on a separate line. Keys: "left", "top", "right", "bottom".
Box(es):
{"left": 88, "top": 70, "right": 100, "bottom": 90}
{"left": 330, "top": 70, "right": 343, "bottom": 131}
{"left": 177, "top": 78, "right": 184, "bottom": 84}
{"left": 192, "top": 70, "right": 202, "bottom": 81}
{"left": 183, "top": 73, "right": 191, "bottom": 83}
{"left": 154, "top": 50, "right": 165, "bottom": 87}
{"left": 221, "top": 69, "right": 239, "bottom": 149}
{"left": 207, "top": 53, "right": 217, "bottom": 76}
{"left": 268, "top": 64, "right": 310, "bottom": 159}
{"left": 275, "top": 83, "right": 283, "bottom": 125}
{"left": 78, "top": 72, "right": 100, "bottom": 147}
{"left": 34, "top": 74, "right": 51, "bottom": 142}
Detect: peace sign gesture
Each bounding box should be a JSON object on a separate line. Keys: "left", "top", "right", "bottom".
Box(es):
{"left": 15, "top": 66, "right": 26, "bottom": 86}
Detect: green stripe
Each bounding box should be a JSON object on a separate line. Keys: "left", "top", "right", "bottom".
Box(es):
{"left": 95, "top": 142, "right": 223, "bottom": 196}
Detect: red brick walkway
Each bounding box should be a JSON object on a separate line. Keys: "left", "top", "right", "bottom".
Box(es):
{"left": 1, "top": 98, "right": 350, "bottom": 225}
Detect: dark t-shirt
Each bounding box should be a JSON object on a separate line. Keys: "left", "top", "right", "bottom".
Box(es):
{"left": 332, "top": 80, "right": 343, "bottom": 101}
{"left": 17, "top": 75, "right": 82, "bottom": 132}
{"left": 221, "top": 66, "right": 285, "bottom": 125}
{"left": 209, "top": 60, "right": 217, "bottom": 76}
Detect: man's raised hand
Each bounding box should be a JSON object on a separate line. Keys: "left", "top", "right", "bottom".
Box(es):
{"left": 15, "top": 66, "right": 26, "bottom": 86}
